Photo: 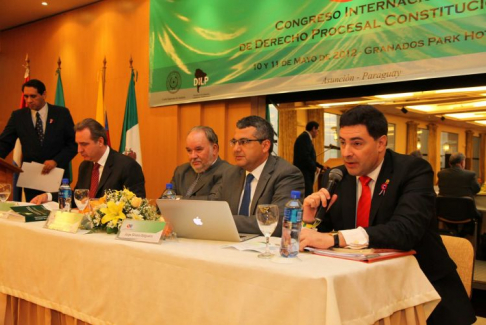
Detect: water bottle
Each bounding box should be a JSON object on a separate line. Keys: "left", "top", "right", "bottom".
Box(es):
{"left": 161, "top": 183, "right": 177, "bottom": 200}
{"left": 58, "top": 178, "right": 72, "bottom": 212}
{"left": 280, "top": 190, "right": 303, "bottom": 258}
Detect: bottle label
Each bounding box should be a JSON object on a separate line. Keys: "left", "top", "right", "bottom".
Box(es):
{"left": 284, "top": 208, "right": 302, "bottom": 223}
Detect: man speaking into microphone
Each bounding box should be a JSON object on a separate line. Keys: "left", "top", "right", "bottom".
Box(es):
{"left": 299, "top": 105, "right": 475, "bottom": 325}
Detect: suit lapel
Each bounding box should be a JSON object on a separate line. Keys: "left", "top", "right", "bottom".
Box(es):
{"left": 21, "top": 108, "right": 42, "bottom": 148}
{"left": 250, "top": 156, "right": 275, "bottom": 215}
{"left": 230, "top": 168, "right": 246, "bottom": 213}
{"left": 44, "top": 104, "right": 59, "bottom": 144}
{"left": 97, "top": 149, "right": 114, "bottom": 197}
{"left": 340, "top": 174, "right": 358, "bottom": 229}
{"left": 369, "top": 151, "right": 393, "bottom": 226}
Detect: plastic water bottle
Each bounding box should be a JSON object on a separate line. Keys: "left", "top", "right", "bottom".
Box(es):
{"left": 280, "top": 190, "right": 303, "bottom": 258}
{"left": 58, "top": 178, "right": 72, "bottom": 212}
{"left": 161, "top": 183, "right": 177, "bottom": 200}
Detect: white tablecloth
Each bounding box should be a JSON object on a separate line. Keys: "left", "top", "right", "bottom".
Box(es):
{"left": 0, "top": 219, "right": 440, "bottom": 325}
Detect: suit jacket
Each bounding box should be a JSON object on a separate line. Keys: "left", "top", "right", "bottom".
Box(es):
{"left": 0, "top": 104, "right": 77, "bottom": 178}
{"left": 213, "top": 155, "right": 304, "bottom": 236}
{"left": 293, "top": 131, "right": 323, "bottom": 195}
{"left": 438, "top": 166, "right": 480, "bottom": 198}
{"left": 318, "top": 149, "right": 455, "bottom": 282}
{"left": 170, "top": 157, "right": 230, "bottom": 199}
{"left": 293, "top": 131, "right": 323, "bottom": 174}
{"left": 76, "top": 148, "right": 145, "bottom": 198}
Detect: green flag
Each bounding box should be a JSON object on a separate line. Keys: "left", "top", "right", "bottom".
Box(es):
{"left": 55, "top": 68, "right": 72, "bottom": 182}
{"left": 120, "top": 69, "right": 143, "bottom": 166}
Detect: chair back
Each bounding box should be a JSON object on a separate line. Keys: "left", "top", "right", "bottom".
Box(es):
{"left": 436, "top": 196, "right": 478, "bottom": 222}
{"left": 440, "top": 235, "right": 474, "bottom": 297}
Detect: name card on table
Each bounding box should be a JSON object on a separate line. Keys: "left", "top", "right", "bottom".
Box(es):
{"left": 44, "top": 211, "right": 83, "bottom": 233}
{"left": 117, "top": 219, "right": 166, "bottom": 243}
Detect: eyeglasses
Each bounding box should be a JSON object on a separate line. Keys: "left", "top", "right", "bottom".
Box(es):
{"left": 229, "top": 138, "right": 265, "bottom": 147}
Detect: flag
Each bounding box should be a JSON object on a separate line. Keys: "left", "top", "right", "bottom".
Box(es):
{"left": 119, "top": 69, "right": 143, "bottom": 166}
{"left": 12, "top": 58, "right": 30, "bottom": 201}
{"left": 54, "top": 66, "right": 73, "bottom": 182}
{"left": 95, "top": 69, "right": 111, "bottom": 146}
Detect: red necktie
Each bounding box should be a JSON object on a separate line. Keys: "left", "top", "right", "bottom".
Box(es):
{"left": 89, "top": 163, "right": 100, "bottom": 198}
{"left": 357, "top": 176, "right": 372, "bottom": 228}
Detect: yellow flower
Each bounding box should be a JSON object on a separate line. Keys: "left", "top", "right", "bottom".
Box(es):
{"left": 122, "top": 188, "right": 135, "bottom": 200}
{"left": 131, "top": 196, "right": 142, "bottom": 208}
{"left": 100, "top": 201, "right": 126, "bottom": 225}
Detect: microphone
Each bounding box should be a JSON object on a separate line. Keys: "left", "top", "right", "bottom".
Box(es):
{"left": 324, "top": 144, "right": 340, "bottom": 150}
{"left": 312, "top": 168, "right": 343, "bottom": 228}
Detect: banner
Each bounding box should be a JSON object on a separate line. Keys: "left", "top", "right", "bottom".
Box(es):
{"left": 149, "top": 0, "right": 486, "bottom": 107}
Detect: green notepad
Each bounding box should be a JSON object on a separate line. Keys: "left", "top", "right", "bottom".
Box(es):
{"left": 9, "top": 205, "right": 51, "bottom": 222}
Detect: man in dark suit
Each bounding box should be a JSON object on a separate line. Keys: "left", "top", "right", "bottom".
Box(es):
{"left": 438, "top": 152, "right": 480, "bottom": 198}
{"left": 299, "top": 105, "right": 475, "bottom": 325}
{"left": 293, "top": 121, "right": 324, "bottom": 197}
{"left": 32, "top": 118, "right": 145, "bottom": 204}
{"left": 168, "top": 126, "right": 230, "bottom": 200}
{"left": 0, "top": 79, "right": 77, "bottom": 201}
{"left": 213, "top": 116, "right": 304, "bottom": 236}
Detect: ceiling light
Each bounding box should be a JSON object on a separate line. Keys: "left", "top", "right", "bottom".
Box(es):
{"left": 375, "top": 93, "right": 414, "bottom": 99}
{"left": 445, "top": 112, "right": 486, "bottom": 119}
{"left": 443, "top": 143, "right": 450, "bottom": 151}
{"left": 475, "top": 121, "right": 486, "bottom": 125}
{"left": 318, "top": 101, "right": 362, "bottom": 108}
{"left": 473, "top": 101, "right": 486, "bottom": 107}
{"left": 435, "top": 86, "right": 486, "bottom": 94}
{"left": 42, "top": 2, "right": 48, "bottom": 5}
{"left": 406, "top": 105, "right": 436, "bottom": 112}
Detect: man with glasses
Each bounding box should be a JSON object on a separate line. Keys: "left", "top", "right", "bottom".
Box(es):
{"left": 167, "top": 126, "right": 230, "bottom": 199}
{"left": 212, "top": 115, "right": 304, "bottom": 236}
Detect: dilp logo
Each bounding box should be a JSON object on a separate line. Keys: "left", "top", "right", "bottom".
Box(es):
{"left": 194, "top": 68, "right": 209, "bottom": 93}
{"left": 193, "top": 216, "right": 203, "bottom": 226}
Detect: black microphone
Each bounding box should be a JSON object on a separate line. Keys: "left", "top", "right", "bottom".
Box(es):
{"left": 324, "top": 144, "right": 341, "bottom": 150}
{"left": 313, "top": 168, "right": 343, "bottom": 228}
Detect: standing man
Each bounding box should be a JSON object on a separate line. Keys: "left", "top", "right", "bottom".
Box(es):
{"left": 0, "top": 79, "right": 77, "bottom": 201}
{"left": 438, "top": 152, "right": 481, "bottom": 198}
{"left": 299, "top": 105, "right": 475, "bottom": 325}
{"left": 213, "top": 116, "right": 304, "bottom": 236}
{"left": 293, "top": 121, "right": 324, "bottom": 197}
{"left": 32, "top": 118, "right": 145, "bottom": 203}
{"left": 168, "top": 126, "right": 230, "bottom": 199}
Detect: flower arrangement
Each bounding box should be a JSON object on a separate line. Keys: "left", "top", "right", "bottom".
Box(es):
{"left": 90, "top": 188, "right": 162, "bottom": 233}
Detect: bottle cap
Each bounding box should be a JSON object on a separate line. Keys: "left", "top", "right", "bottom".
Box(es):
{"left": 290, "top": 190, "right": 301, "bottom": 199}
{"left": 62, "top": 178, "right": 69, "bottom": 184}
{"left": 166, "top": 183, "right": 173, "bottom": 189}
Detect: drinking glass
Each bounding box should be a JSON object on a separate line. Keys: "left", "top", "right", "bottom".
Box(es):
{"left": 0, "top": 183, "right": 12, "bottom": 202}
{"left": 256, "top": 204, "right": 279, "bottom": 259}
{"left": 74, "top": 189, "right": 90, "bottom": 212}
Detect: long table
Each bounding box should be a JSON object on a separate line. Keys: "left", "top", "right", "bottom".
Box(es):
{"left": 0, "top": 218, "right": 440, "bottom": 325}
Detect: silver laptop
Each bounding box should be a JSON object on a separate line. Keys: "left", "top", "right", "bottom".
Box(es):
{"left": 156, "top": 200, "right": 259, "bottom": 242}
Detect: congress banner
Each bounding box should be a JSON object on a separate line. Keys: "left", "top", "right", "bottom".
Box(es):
{"left": 149, "top": 0, "right": 486, "bottom": 107}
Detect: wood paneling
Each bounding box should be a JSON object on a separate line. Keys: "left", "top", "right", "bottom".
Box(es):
{"left": 0, "top": 0, "right": 255, "bottom": 199}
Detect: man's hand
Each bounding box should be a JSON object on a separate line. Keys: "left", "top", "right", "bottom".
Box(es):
{"left": 299, "top": 228, "right": 332, "bottom": 251}
{"left": 42, "top": 160, "right": 57, "bottom": 174}
{"left": 31, "top": 193, "right": 48, "bottom": 204}
{"left": 302, "top": 188, "right": 337, "bottom": 224}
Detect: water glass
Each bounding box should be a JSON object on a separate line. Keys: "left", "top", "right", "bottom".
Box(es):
{"left": 256, "top": 204, "right": 279, "bottom": 259}
{"left": 0, "top": 183, "right": 12, "bottom": 202}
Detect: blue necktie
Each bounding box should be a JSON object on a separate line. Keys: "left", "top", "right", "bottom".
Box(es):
{"left": 239, "top": 173, "right": 255, "bottom": 216}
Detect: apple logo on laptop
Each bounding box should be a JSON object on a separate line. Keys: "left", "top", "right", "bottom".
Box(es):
{"left": 193, "top": 216, "right": 203, "bottom": 226}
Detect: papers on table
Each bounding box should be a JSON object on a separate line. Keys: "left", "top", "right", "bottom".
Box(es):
{"left": 17, "top": 162, "right": 64, "bottom": 192}
{"left": 223, "top": 236, "right": 279, "bottom": 253}
{"left": 305, "top": 247, "right": 415, "bottom": 263}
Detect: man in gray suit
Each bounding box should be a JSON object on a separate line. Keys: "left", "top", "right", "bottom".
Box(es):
{"left": 438, "top": 152, "right": 481, "bottom": 198}
{"left": 168, "top": 126, "right": 230, "bottom": 200}
{"left": 213, "top": 116, "right": 304, "bottom": 236}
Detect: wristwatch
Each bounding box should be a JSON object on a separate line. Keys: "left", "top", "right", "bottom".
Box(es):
{"left": 329, "top": 232, "right": 340, "bottom": 248}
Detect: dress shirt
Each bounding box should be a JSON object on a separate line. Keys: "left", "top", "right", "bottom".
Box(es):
{"left": 340, "top": 159, "right": 384, "bottom": 247}
{"left": 30, "top": 103, "right": 48, "bottom": 133}
{"left": 238, "top": 159, "right": 268, "bottom": 214}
